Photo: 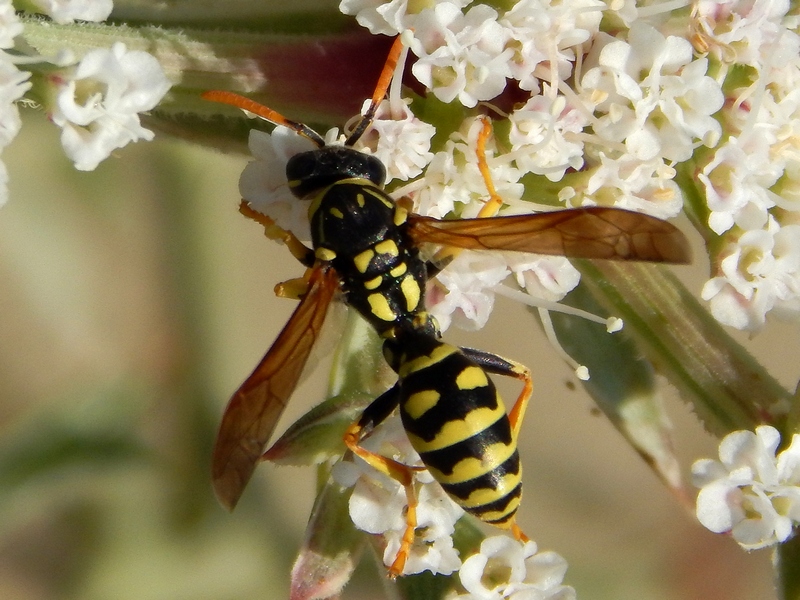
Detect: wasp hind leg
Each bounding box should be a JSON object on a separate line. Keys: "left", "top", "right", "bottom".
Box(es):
{"left": 458, "top": 346, "right": 533, "bottom": 437}
{"left": 459, "top": 346, "right": 532, "bottom": 544}
{"left": 342, "top": 384, "right": 422, "bottom": 578}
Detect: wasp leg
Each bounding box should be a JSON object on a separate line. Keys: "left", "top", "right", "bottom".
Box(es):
{"left": 274, "top": 270, "right": 313, "bottom": 300}
{"left": 475, "top": 116, "right": 504, "bottom": 219}
{"left": 430, "top": 116, "right": 505, "bottom": 268}
{"left": 343, "top": 385, "right": 421, "bottom": 578}
{"left": 458, "top": 348, "right": 533, "bottom": 444}
{"left": 239, "top": 201, "right": 315, "bottom": 267}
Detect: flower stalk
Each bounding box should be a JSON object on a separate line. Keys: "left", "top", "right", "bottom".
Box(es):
{"left": 576, "top": 260, "right": 793, "bottom": 436}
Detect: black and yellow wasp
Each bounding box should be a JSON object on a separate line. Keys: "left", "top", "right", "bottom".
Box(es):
{"left": 203, "top": 37, "right": 690, "bottom": 576}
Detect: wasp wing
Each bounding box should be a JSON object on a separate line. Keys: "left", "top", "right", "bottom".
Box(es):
{"left": 212, "top": 265, "right": 339, "bottom": 511}
{"left": 408, "top": 207, "right": 690, "bottom": 263}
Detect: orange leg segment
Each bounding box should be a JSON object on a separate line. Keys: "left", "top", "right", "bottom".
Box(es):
{"left": 239, "top": 201, "right": 314, "bottom": 266}
{"left": 343, "top": 421, "right": 423, "bottom": 578}
{"left": 507, "top": 363, "right": 533, "bottom": 439}
{"left": 475, "top": 116, "right": 504, "bottom": 218}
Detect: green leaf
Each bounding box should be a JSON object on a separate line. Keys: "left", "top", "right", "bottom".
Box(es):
{"left": 263, "top": 392, "right": 373, "bottom": 466}
{"left": 289, "top": 478, "right": 366, "bottom": 600}
{"left": 549, "top": 281, "right": 684, "bottom": 495}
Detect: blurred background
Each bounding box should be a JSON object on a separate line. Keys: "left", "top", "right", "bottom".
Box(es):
{"left": 0, "top": 110, "right": 795, "bottom": 600}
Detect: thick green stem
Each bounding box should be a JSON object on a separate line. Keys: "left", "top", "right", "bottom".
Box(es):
{"left": 576, "top": 261, "right": 792, "bottom": 437}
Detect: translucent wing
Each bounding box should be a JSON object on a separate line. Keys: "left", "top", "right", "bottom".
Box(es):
{"left": 212, "top": 265, "right": 339, "bottom": 510}
{"left": 408, "top": 207, "right": 691, "bottom": 264}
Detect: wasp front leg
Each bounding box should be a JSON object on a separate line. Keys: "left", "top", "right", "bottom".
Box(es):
{"left": 239, "top": 200, "right": 316, "bottom": 267}
{"left": 342, "top": 385, "right": 422, "bottom": 578}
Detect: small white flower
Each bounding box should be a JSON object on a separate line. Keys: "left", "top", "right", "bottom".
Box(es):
{"left": 694, "top": 0, "right": 792, "bottom": 67}
{"left": 49, "top": 42, "right": 171, "bottom": 171}
{"left": 357, "top": 98, "right": 435, "bottom": 182}
{"left": 0, "top": 58, "right": 31, "bottom": 149}
{"left": 516, "top": 256, "right": 581, "bottom": 304}
{"left": 339, "top": 0, "right": 472, "bottom": 35}
{"left": 29, "top": 0, "right": 113, "bottom": 24}
{"left": 692, "top": 425, "right": 800, "bottom": 549}
{"left": 428, "top": 251, "right": 510, "bottom": 332}
{"left": 700, "top": 220, "right": 800, "bottom": 331}
{"left": 448, "top": 536, "right": 576, "bottom": 600}
{"left": 413, "top": 116, "right": 523, "bottom": 220}
{"left": 338, "top": 0, "right": 410, "bottom": 35}
{"left": 501, "top": 0, "right": 604, "bottom": 92}
{"left": 582, "top": 23, "right": 723, "bottom": 163}
{"left": 507, "top": 93, "right": 587, "bottom": 182}
{"left": 409, "top": 3, "right": 513, "bottom": 107}
{"left": 0, "top": 0, "right": 23, "bottom": 49}
{"left": 239, "top": 126, "right": 317, "bottom": 241}
{"left": 583, "top": 153, "right": 684, "bottom": 219}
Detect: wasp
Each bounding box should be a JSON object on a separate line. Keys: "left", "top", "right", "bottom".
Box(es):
{"left": 203, "top": 37, "right": 690, "bottom": 576}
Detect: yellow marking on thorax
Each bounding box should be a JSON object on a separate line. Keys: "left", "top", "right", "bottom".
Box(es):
{"left": 404, "top": 389, "right": 441, "bottom": 420}
{"left": 455, "top": 366, "right": 489, "bottom": 391}
{"left": 389, "top": 263, "right": 407, "bottom": 278}
{"left": 364, "top": 186, "right": 395, "bottom": 209}
{"left": 315, "top": 247, "right": 336, "bottom": 261}
{"left": 364, "top": 276, "right": 383, "bottom": 290}
{"left": 407, "top": 404, "right": 506, "bottom": 452}
{"left": 393, "top": 205, "right": 408, "bottom": 226}
{"left": 353, "top": 248, "right": 375, "bottom": 273}
{"left": 368, "top": 293, "right": 397, "bottom": 322}
{"left": 400, "top": 275, "right": 421, "bottom": 311}
{"left": 356, "top": 193, "right": 366, "bottom": 208}
{"left": 374, "top": 239, "right": 399, "bottom": 257}
{"left": 423, "top": 441, "right": 517, "bottom": 484}
{"left": 329, "top": 207, "right": 344, "bottom": 219}
{"left": 398, "top": 344, "right": 458, "bottom": 379}
{"left": 307, "top": 179, "right": 371, "bottom": 219}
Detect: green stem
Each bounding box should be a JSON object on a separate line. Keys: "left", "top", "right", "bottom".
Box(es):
{"left": 577, "top": 261, "right": 792, "bottom": 437}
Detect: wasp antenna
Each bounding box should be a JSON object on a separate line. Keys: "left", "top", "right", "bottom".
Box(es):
{"left": 202, "top": 90, "right": 326, "bottom": 148}
{"left": 345, "top": 36, "right": 405, "bottom": 146}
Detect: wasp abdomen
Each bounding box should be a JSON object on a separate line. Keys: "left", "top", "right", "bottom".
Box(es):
{"left": 394, "top": 335, "right": 523, "bottom": 529}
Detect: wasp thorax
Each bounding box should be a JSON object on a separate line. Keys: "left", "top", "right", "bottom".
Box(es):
{"left": 286, "top": 147, "right": 387, "bottom": 199}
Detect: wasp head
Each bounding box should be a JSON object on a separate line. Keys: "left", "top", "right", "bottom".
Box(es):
{"left": 286, "top": 146, "right": 386, "bottom": 199}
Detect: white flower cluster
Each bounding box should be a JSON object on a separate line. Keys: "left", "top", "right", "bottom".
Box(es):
{"left": 332, "top": 415, "right": 575, "bottom": 593}
{"left": 447, "top": 536, "right": 576, "bottom": 600}
{"left": 692, "top": 425, "right": 800, "bottom": 550}
{"left": 342, "top": 0, "right": 800, "bottom": 332}
{"left": 695, "top": 0, "right": 800, "bottom": 329}
{"left": 48, "top": 42, "right": 171, "bottom": 171}
{"left": 27, "top": 0, "right": 112, "bottom": 24}
{"left": 0, "top": 0, "right": 170, "bottom": 202}
{"left": 0, "top": 0, "right": 31, "bottom": 206}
